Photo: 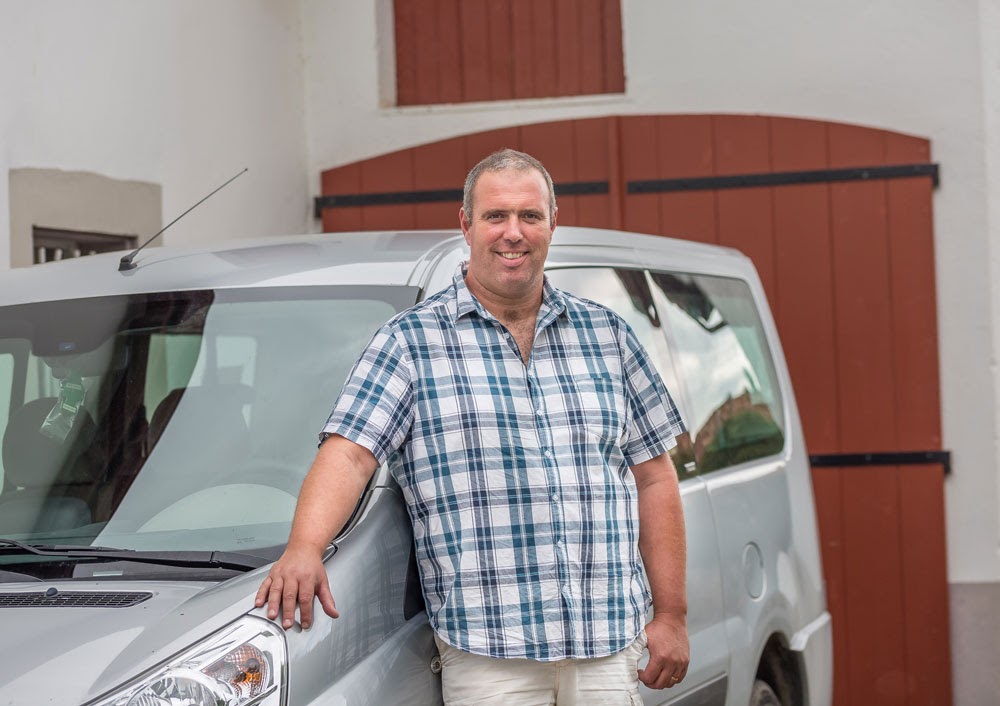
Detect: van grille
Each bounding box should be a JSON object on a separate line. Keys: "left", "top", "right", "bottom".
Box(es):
{"left": 0, "top": 591, "right": 153, "bottom": 608}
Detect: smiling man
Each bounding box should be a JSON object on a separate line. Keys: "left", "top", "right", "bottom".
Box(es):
{"left": 256, "top": 149, "right": 690, "bottom": 705}
{"left": 459, "top": 159, "right": 554, "bottom": 366}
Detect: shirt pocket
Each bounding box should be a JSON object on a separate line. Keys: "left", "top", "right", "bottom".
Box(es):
{"left": 571, "top": 374, "right": 623, "bottom": 445}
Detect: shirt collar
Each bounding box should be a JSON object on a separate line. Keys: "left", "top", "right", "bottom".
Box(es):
{"left": 452, "top": 262, "right": 567, "bottom": 324}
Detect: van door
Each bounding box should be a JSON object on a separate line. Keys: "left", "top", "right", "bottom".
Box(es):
{"left": 649, "top": 271, "right": 794, "bottom": 706}
{"left": 546, "top": 267, "right": 730, "bottom": 706}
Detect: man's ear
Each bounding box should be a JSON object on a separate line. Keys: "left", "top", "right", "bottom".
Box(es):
{"left": 459, "top": 208, "right": 472, "bottom": 245}
{"left": 550, "top": 206, "right": 558, "bottom": 235}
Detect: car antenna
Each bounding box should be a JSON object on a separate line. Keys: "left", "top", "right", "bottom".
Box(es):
{"left": 118, "top": 167, "right": 248, "bottom": 272}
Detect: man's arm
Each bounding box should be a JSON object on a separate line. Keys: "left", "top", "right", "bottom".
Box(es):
{"left": 254, "top": 434, "right": 379, "bottom": 630}
{"left": 632, "top": 451, "right": 690, "bottom": 689}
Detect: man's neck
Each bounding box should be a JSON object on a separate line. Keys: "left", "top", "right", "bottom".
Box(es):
{"left": 464, "top": 276, "right": 543, "bottom": 328}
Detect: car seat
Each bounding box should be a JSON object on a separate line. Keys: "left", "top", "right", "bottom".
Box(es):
{"left": 0, "top": 397, "right": 99, "bottom": 535}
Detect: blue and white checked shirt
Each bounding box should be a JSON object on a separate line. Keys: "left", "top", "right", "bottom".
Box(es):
{"left": 322, "top": 265, "right": 684, "bottom": 661}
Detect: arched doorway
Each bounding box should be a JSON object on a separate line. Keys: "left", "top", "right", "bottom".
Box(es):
{"left": 318, "top": 115, "right": 950, "bottom": 706}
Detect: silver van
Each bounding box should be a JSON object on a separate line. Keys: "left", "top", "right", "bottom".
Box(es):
{"left": 0, "top": 228, "right": 831, "bottom": 706}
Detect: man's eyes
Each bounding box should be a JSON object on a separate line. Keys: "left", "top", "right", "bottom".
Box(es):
{"left": 483, "top": 211, "right": 544, "bottom": 222}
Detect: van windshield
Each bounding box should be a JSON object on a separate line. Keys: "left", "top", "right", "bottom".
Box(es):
{"left": 0, "top": 286, "right": 416, "bottom": 565}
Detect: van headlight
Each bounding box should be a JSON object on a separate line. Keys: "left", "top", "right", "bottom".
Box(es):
{"left": 87, "top": 616, "right": 286, "bottom": 706}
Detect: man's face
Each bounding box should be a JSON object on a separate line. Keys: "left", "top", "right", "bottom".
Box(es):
{"left": 460, "top": 168, "right": 556, "bottom": 304}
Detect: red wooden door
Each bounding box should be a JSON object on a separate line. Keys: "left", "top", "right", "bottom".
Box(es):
{"left": 317, "top": 115, "right": 950, "bottom": 706}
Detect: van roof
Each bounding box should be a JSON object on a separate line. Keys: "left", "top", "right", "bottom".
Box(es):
{"left": 0, "top": 227, "right": 748, "bottom": 305}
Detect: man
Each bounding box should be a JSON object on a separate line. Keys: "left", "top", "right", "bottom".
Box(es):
{"left": 255, "top": 149, "right": 690, "bottom": 704}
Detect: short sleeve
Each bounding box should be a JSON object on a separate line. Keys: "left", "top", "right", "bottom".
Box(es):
{"left": 321, "top": 327, "right": 414, "bottom": 464}
{"left": 618, "top": 320, "right": 686, "bottom": 466}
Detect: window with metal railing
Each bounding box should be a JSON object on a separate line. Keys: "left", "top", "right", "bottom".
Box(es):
{"left": 32, "top": 227, "right": 137, "bottom": 265}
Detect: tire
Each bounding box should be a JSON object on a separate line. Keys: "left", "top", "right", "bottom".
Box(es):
{"left": 749, "top": 679, "right": 781, "bottom": 706}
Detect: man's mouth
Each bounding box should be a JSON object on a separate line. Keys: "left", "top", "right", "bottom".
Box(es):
{"left": 498, "top": 252, "right": 526, "bottom": 260}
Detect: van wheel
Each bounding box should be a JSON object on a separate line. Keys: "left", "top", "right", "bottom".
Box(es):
{"left": 749, "top": 679, "right": 781, "bottom": 706}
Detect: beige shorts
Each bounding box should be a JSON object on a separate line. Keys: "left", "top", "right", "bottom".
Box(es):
{"left": 434, "top": 632, "right": 648, "bottom": 706}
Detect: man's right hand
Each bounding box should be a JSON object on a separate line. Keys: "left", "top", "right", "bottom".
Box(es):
{"left": 252, "top": 434, "right": 379, "bottom": 630}
{"left": 254, "top": 544, "right": 339, "bottom": 630}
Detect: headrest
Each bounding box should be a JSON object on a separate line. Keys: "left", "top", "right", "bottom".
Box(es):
{"left": 2, "top": 398, "right": 97, "bottom": 489}
{"left": 148, "top": 388, "right": 184, "bottom": 448}
{"left": 148, "top": 385, "right": 253, "bottom": 455}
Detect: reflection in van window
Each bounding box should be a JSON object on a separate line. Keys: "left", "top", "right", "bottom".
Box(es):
{"left": 650, "top": 273, "right": 784, "bottom": 473}
{"left": 545, "top": 267, "right": 671, "bottom": 366}
{"left": 545, "top": 267, "right": 698, "bottom": 478}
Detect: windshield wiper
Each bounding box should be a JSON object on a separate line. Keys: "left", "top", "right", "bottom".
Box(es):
{"left": 0, "top": 538, "right": 268, "bottom": 572}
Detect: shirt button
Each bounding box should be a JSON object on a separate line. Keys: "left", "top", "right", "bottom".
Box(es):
{"left": 551, "top": 493, "right": 559, "bottom": 502}
{"left": 543, "top": 448, "right": 552, "bottom": 458}
{"left": 562, "top": 585, "right": 571, "bottom": 596}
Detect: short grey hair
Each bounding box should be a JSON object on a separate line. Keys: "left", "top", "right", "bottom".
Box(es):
{"left": 462, "top": 149, "right": 556, "bottom": 222}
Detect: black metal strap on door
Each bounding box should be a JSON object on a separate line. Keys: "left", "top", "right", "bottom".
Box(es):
{"left": 628, "top": 163, "right": 939, "bottom": 195}
{"left": 314, "top": 180, "right": 609, "bottom": 218}
{"left": 809, "top": 450, "right": 952, "bottom": 476}
{"left": 316, "top": 163, "right": 939, "bottom": 217}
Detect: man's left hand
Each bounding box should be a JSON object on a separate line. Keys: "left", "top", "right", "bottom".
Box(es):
{"left": 638, "top": 614, "right": 690, "bottom": 689}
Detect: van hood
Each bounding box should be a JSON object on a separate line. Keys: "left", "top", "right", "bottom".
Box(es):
{"left": 0, "top": 572, "right": 271, "bottom": 706}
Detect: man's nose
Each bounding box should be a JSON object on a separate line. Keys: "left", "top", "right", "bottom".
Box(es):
{"left": 503, "top": 214, "right": 524, "bottom": 239}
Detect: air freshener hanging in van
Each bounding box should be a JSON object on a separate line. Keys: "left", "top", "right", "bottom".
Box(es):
{"left": 39, "top": 373, "right": 85, "bottom": 443}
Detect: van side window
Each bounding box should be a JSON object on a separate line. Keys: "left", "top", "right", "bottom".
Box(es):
{"left": 545, "top": 267, "right": 696, "bottom": 479}
{"left": 649, "top": 272, "right": 785, "bottom": 473}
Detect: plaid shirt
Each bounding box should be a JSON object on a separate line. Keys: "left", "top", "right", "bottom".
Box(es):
{"left": 322, "top": 265, "right": 684, "bottom": 660}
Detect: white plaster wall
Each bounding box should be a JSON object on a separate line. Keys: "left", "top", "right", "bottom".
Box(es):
{"left": 0, "top": 0, "right": 309, "bottom": 259}
{"left": 981, "top": 0, "right": 1000, "bottom": 585}
{"left": 301, "top": 0, "right": 998, "bottom": 583}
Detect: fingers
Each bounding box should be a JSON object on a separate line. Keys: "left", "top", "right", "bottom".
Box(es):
{"left": 254, "top": 562, "right": 339, "bottom": 630}
{"left": 267, "top": 575, "right": 285, "bottom": 622}
{"left": 254, "top": 576, "right": 271, "bottom": 608}
{"left": 638, "top": 659, "right": 687, "bottom": 690}
{"left": 297, "top": 585, "right": 316, "bottom": 630}
{"left": 638, "top": 635, "right": 689, "bottom": 690}
{"left": 639, "top": 665, "right": 687, "bottom": 689}
{"left": 640, "top": 618, "right": 690, "bottom": 690}
{"left": 282, "top": 578, "right": 299, "bottom": 629}
{"left": 637, "top": 657, "right": 666, "bottom": 689}
{"left": 662, "top": 662, "right": 687, "bottom": 689}
{"left": 316, "top": 578, "right": 340, "bottom": 620}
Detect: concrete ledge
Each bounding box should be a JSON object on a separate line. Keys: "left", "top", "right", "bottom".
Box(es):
{"left": 950, "top": 581, "right": 1000, "bottom": 706}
